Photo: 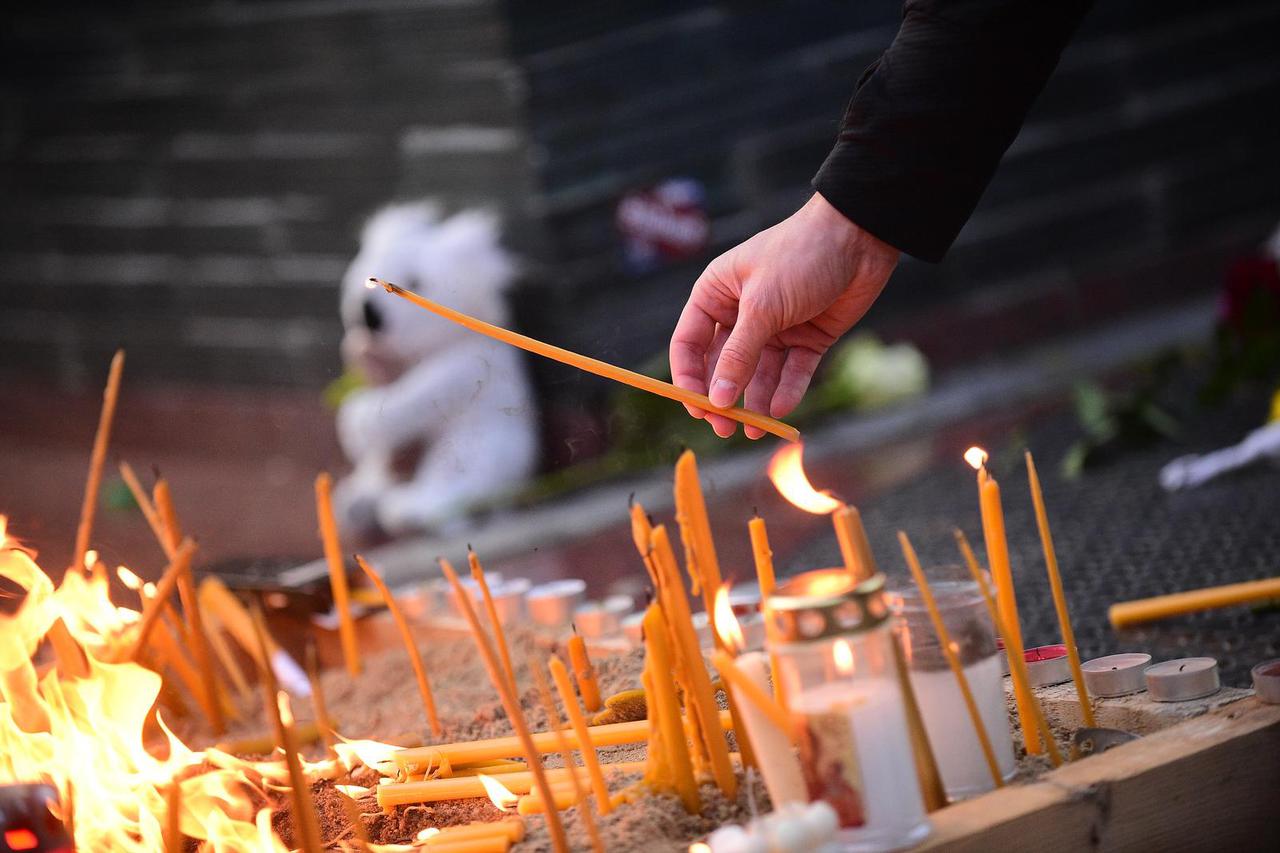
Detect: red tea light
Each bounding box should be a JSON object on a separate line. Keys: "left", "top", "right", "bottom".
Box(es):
{"left": 1023, "top": 644, "right": 1071, "bottom": 688}
{"left": 1145, "top": 657, "right": 1220, "bottom": 702}
{"left": 1081, "top": 653, "right": 1151, "bottom": 698}
{"left": 1250, "top": 659, "right": 1280, "bottom": 705}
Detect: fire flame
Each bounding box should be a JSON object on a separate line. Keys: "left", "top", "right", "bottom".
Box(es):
{"left": 833, "top": 638, "right": 855, "bottom": 676}
{"left": 478, "top": 773, "right": 518, "bottom": 812}
{"left": 712, "top": 585, "right": 744, "bottom": 654}
{"left": 0, "top": 516, "right": 370, "bottom": 851}
{"left": 767, "top": 443, "right": 841, "bottom": 515}
{"left": 964, "top": 446, "right": 989, "bottom": 470}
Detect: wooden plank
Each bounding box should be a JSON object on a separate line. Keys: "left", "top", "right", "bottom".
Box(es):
{"left": 921, "top": 697, "right": 1280, "bottom": 852}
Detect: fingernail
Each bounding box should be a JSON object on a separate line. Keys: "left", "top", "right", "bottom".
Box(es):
{"left": 709, "top": 379, "right": 737, "bottom": 408}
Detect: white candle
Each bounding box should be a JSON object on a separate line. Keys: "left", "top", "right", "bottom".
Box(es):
{"left": 908, "top": 655, "right": 1015, "bottom": 797}
{"left": 727, "top": 652, "right": 806, "bottom": 807}
{"left": 790, "top": 678, "right": 929, "bottom": 849}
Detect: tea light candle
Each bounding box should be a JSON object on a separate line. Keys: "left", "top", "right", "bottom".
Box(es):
{"left": 1252, "top": 659, "right": 1280, "bottom": 704}
{"left": 622, "top": 611, "right": 646, "bottom": 647}
{"left": 1024, "top": 645, "right": 1071, "bottom": 688}
{"left": 1081, "top": 653, "right": 1151, "bottom": 698}
{"left": 573, "top": 595, "right": 631, "bottom": 638}
{"left": 1145, "top": 657, "right": 1220, "bottom": 702}
{"left": 527, "top": 579, "right": 586, "bottom": 627}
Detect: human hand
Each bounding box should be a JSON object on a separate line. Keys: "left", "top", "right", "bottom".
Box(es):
{"left": 670, "top": 193, "right": 900, "bottom": 438}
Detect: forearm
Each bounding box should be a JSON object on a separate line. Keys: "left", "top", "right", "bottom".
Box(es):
{"left": 814, "top": 0, "right": 1092, "bottom": 262}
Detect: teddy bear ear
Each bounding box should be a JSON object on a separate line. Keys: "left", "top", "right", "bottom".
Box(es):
{"left": 435, "top": 209, "right": 518, "bottom": 287}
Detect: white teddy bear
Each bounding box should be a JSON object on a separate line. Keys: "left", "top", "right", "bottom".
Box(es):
{"left": 334, "top": 203, "right": 540, "bottom": 536}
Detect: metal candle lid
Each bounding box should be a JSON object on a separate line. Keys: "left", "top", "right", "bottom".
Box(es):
{"left": 766, "top": 568, "right": 889, "bottom": 643}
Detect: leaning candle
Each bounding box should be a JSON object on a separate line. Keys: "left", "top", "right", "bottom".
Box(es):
{"left": 470, "top": 549, "right": 519, "bottom": 697}
{"left": 376, "top": 762, "right": 642, "bottom": 808}
{"left": 642, "top": 603, "right": 700, "bottom": 812}
{"left": 898, "top": 532, "right": 1004, "bottom": 788}
{"left": 358, "top": 554, "right": 442, "bottom": 737}
{"left": 1109, "top": 576, "right": 1280, "bottom": 628}
{"left": 529, "top": 655, "right": 605, "bottom": 853}
{"left": 129, "top": 538, "right": 197, "bottom": 661}
{"left": 1025, "top": 452, "right": 1094, "bottom": 726}
{"left": 392, "top": 710, "right": 734, "bottom": 773}
{"left": 832, "top": 504, "right": 877, "bottom": 582}
{"left": 567, "top": 631, "right": 602, "bottom": 713}
{"left": 650, "top": 524, "right": 738, "bottom": 798}
{"left": 369, "top": 277, "right": 799, "bottom": 442}
{"left": 517, "top": 785, "right": 580, "bottom": 815}
{"left": 72, "top": 349, "right": 124, "bottom": 571}
{"left": 954, "top": 533, "right": 1063, "bottom": 767}
{"left": 165, "top": 778, "right": 182, "bottom": 853}
{"left": 438, "top": 558, "right": 570, "bottom": 853}
{"left": 549, "top": 655, "right": 613, "bottom": 814}
{"left": 749, "top": 515, "right": 789, "bottom": 712}
{"left": 316, "top": 472, "right": 361, "bottom": 676}
{"left": 197, "top": 576, "right": 311, "bottom": 697}
{"left": 967, "top": 447, "right": 1039, "bottom": 753}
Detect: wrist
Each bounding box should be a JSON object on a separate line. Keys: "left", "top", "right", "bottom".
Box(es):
{"left": 806, "top": 191, "right": 900, "bottom": 265}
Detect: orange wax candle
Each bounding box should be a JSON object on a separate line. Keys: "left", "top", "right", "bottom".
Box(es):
{"left": 316, "top": 472, "right": 361, "bottom": 676}
{"left": 976, "top": 461, "right": 1039, "bottom": 753}
{"left": 517, "top": 784, "right": 580, "bottom": 815}
{"left": 650, "top": 525, "right": 738, "bottom": 798}
{"left": 566, "top": 633, "right": 602, "bottom": 713}
{"left": 73, "top": 349, "right": 124, "bottom": 571}
{"left": 642, "top": 604, "right": 700, "bottom": 812}
{"left": 832, "top": 503, "right": 877, "bottom": 582}
{"left": 470, "top": 549, "right": 518, "bottom": 697}
{"left": 1025, "top": 451, "right": 1094, "bottom": 727}
{"left": 549, "top": 655, "right": 612, "bottom": 814}
{"left": 749, "top": 515, "right": 788, "bottom": 712}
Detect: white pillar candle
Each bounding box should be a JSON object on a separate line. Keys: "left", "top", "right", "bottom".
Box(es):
{"left": 726, "top": 652, "right": 806, "bottom": 807}
{"left": 908, "top": 655, "right": 1015, "bottom": 798}
{"left": 790, "top": 678, "right": 930, "bottom": 850}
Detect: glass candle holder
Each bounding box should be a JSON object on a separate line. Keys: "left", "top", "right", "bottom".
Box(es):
{"left": 888, "top": 565, "right": 1015, "bottom": 799}
{"left": 767, "top": 570, "right": 931, "bottom": 853}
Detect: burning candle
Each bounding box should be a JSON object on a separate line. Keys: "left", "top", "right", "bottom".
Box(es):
{"left": 767, "top": 569, "right": 930, "bottom": 849}
{"left": 966, "top": 447, "right": 1039, "bottom": 753}
{"left": 1081, "top": 653, "right": 1152, "bottom": 698}
{"left": 711, "top": 587, "right": 806, "bottom": 808}
{"left": 1145, "top": 657, "right": 1220, "bottom": 702}
{"left": 766, "top": 444, "right": 875, "bottom": 580}
{"left": 370, "top": 276, "right": 799, "bottom": 441}
{"left": 315, "top": 472, "right": 361, "bottom": 676}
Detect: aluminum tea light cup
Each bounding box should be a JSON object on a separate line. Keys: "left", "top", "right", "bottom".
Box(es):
{"left": 1023, "top": 644, "right": 1072, "bottom": 688}
{"left": 1250, "top": 659, "right": 1280, "bottom": 704}
{"left": 1081, "top": 653, "right": 1152, "bottom": 698}
{"left": 1145, "top": 657, "right": 1220, "bottom": 702}
{"left": 526, "top": 578, "right": 586, "bottom": 627}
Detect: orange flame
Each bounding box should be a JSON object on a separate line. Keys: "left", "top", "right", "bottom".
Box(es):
{"left": 767, "top": 443, "right": 841, "bottom": 515}
{"left": 478, "top": 773, "right": 519, "bottom": 812}
{"left": 0, "top": 516, "right": 366, "bottom": 851}
{"left": 833, "top": 638, "right": 855, "bottom": 676}
{"left": 964, "top": 446, "right": 988, "bottom": 470}
{"left": 713, "top": 585, "right": 745, "bottom": 653}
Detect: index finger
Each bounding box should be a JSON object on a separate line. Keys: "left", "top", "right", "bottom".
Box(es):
{"left": 670, "top": 295, "right": 720, "bottom": 420}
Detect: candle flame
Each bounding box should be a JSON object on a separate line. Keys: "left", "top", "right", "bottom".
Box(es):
{"left": 142, "top": 581, "right": 157, "bottom": 598}
{"left": 689, "top": 844, "right": 713, "bottom": 853}
{"left": 84, "top": 549, "right": 98, "bottom": 570}
{"left": 364, "top": 277, "right": 379, "bottom": 290}
{"left": 478, "top": 774, "right": 519, "bottom": 812}
{"left": 767, "top": 443, "right": 841, "bottom": 515}
{"left": 277, "top": 691, "right": 294, "bottom": 727}
{"left": 833, "top": 638, "right": 855, "bottom": 676}
{"left": 417, "top": 827, "right": 442, "bottom": 841}
{"left": 964, "top": 446, "right": 988, "bottom": 470}
{"left": 116, "top": 565, "right": 142, "bottom": 590}
{"left": 712, "top": 585, "right": 745, "bottom": 654}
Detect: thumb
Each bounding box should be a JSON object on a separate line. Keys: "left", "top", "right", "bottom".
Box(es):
{"left": 707, "top": 307, "right": 773, "bottom": 409}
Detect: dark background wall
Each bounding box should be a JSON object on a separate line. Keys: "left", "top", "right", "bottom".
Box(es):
{"left": 3, "top": 0, "right": 1279, "bottom": 419}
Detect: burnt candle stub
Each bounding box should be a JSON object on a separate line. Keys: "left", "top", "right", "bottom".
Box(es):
{"left": 1081, "top": 652, "right": 1151, "bottom": 698}
{"left": 1145, "top": 657, "right": 1220, "bottom": 702}
{"left": 1252, "top": 659, "right": 1280, "bottom": 704}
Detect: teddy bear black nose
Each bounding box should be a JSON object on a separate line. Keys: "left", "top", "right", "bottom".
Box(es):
{"left": 362, "top": 298, "right": 383, "bottom": 332}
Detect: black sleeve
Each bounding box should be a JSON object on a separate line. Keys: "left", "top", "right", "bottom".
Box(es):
{"left": 812, "top": 0, "right": 1092, "bottom": 262}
